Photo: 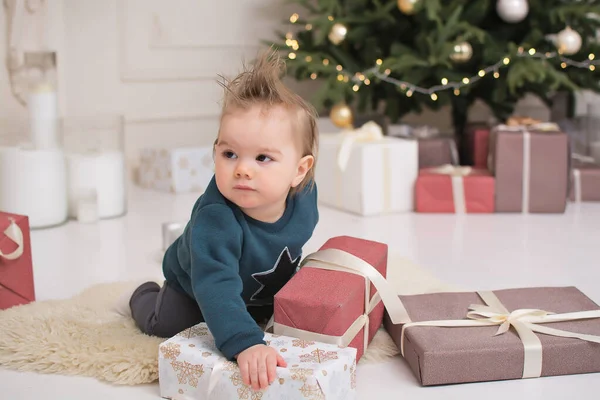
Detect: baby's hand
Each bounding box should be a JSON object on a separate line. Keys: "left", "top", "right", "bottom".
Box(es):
{"left": 236, "top": 344, "right": 287, "bottom": 390}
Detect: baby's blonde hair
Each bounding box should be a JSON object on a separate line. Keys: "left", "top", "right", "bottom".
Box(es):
{"left": 217, "top": 48, "right": 318, "bottom": 194}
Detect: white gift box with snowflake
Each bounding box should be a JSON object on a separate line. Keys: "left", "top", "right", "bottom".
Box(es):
{"left": 158, "top": 323, "right": 357, "bottom": 400}
{"left": 139, "top": 147, "right": 214, "bottom": 193}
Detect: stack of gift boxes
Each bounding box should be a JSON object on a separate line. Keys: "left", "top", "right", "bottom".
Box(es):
{"left": 159, "top": 235, "right": 600, "bottom": 398}
{"left": 315, "top": 117, "right": 600, "bottom": 216}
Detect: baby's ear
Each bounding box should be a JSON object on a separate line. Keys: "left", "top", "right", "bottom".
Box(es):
{"left": 291, "top": 155, "right": 314, "bottom": 187}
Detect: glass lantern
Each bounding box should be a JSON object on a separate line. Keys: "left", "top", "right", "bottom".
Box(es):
{"left": 61, "top": 115, "right": 127, "bottom": 222}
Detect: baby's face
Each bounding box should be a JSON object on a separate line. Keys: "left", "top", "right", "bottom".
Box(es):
{"left": 214, "top": 104, "right": 304, "bottom": 222}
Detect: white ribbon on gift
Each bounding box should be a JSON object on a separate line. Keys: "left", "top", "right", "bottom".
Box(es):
{"left": 272, "top": 248, "right": 411, "bottom": 355}
{"left": 430, "top": 164, "right": 473, "bottom": 214}
{"left": 397, "top": 290, "right": 600, "bottom": 379}
{"left": 336, "top": 121, "right": 384, "bottom": 171}
{"left": 0, "top": 218, "right": 24, "bottom": 261}
{"left": 494, "top": 123, "right": 560, "bottom": 213}
{"left": 573, "top": 169, "right": 583, "bottom": 203}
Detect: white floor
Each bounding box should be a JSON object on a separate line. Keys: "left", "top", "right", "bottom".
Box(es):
{"left": 2, "top": 185, "right": 600, "bottom": 399}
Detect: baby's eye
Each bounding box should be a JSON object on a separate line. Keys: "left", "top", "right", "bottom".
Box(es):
{"left": 256, "top": 154, "right": 273, "bottom": 162}
{"left": 223, "top": 151, "right": 237, "bottom": 159}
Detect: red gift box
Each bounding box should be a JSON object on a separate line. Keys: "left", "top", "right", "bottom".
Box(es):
{"left": 415, "top": 166, "right": 495, "bottom": 213}
{"left": 1, "top": 212, "right": 35, "bottom": 309}
{"left": 273, "top": 236, "right": 388, "bottom": 361}
{"left": 470, "top": 127, "right": 490, "bottom": 168}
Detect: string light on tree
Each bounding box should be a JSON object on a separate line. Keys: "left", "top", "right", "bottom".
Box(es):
{"left": 496, "top": 0, "right": 529, "bottom": 23}
{"left": 449, "top": 41, "right": 473, "bottom": 63}
{"left": 328, "top": 23, "right": 348, "bottom": 45}
{"left": 557, "top": 26, "right": 582, "bottom": 55}
{"left": 397, "top": 0, "right": 420, "bottom": 15}
{"left": 341, "top": 48, "right": 599, "bottom": 101}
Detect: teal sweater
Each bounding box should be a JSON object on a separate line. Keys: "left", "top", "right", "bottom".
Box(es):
{"left": 162, "top": 176, "right": 318, "bottom": 359}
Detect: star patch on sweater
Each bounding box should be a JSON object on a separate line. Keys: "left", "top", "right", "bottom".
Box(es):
{"left": 250, "top": 247, "right": 300, "bottom": 303}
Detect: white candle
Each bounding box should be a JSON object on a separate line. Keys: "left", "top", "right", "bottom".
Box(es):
{"left": 66, "top": 151, "right": 126, "bottom": 219}
{"left": 0, "top": 145, "right": 68, "bottom": 228}
{"left": 28, "top": 84, "right": 59, "bottom": 149}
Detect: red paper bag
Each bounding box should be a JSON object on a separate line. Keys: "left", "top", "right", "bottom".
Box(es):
{"left": 415, "top": 166, "right": 495, "bottom": 213}
{"left": 273, "top": 236, "right": 387, "bottom": 361}
{"left": 0, "top": 212, "right": 35, "bottom": 309}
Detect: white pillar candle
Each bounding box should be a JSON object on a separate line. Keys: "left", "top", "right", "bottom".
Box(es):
{"left": 66, "top": 151, "right": 126, "bottom": 220}
{"left": 28, "top": 84, "right": 59, "bottom": 149}
{"left": 0, "top": 145, "right": 68, "bottom": 228}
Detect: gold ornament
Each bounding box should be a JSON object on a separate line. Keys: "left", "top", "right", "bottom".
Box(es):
{"left": 330, "top": 103, "right": 354, "bottom": 128}
{"left": 449, "top": 41, "right": 473, "bottom": 63}
{"left": 397, "top": 0, "right": 419, "bottom": 15}
{"left": 328, "top": 23, "right": 348, "bottom": 45}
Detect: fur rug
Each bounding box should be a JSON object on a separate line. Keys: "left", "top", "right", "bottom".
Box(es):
{"left": 0, "top": 254, "right": 462, "bottom": 385}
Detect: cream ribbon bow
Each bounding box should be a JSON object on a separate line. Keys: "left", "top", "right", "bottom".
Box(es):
{"left": 572, "top": 153, "right": 596, "bottom": 164}
{"left": 431, "top": 164, "right": 472, "bottom": 176}
{"left": 398, "top": 291, "right": 600, "bottom": 379}
{"left": 337, "top": 121, "right": 384, "bottom": 171}
{"left": 0, "top": 219, "right": 24, "bottom": 260}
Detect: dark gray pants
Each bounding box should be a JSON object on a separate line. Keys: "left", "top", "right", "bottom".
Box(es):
{"left": 130, "top": 281, "right": 203, "bottom": 338}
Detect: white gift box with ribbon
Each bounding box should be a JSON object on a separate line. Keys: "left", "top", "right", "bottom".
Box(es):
{"left": 158, "top": 323, "right": 357, "bottom": 400}
{"left": 316, "top": 122, "right": 418, "bottom": 216}
{"left": 139, "top": 147, "right": 214, "bottom": 194}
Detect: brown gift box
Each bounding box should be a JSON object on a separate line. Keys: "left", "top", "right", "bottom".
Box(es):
{"left": 570, "top": 159, "right": 600, "bottom": 202}
{"left": 384, "top": 287, "right": 600, "bottom": 386}
{"left": 418, "top": 137, "right": 459, "bottom": 168}
{"left": 488, "top": 125, "right": 569, "bottom": 213}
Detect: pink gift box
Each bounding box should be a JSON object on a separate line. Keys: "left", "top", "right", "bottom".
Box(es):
{"left": 274, "top": 236, "right": 387, "bottom": 361}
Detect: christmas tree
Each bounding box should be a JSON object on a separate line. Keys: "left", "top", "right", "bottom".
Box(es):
{"left": 273, "top": 0, "right": 600, "bottom": 136}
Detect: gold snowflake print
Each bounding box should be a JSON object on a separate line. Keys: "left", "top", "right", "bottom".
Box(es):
{"left": 251, "top": 391, "right": 263, "bottom": 400}
{"left": 292, "top": 339, "right": 315, "bottom": 349}
{"left": 237, "top": 386, "right": 264, "bottom": 400}
{"left": 230, "top": 371, "right": 244, "bottom": 387}
{"left": 350, "top": 362, "right": 357, "bottom": 389}
{"left": 237, "top": 385, "right": 250, "bottom": 399}
{"left": 178, "top": 325, "right": 209, "bottom": 338}
{"left": 202, "top": 352, "right": 212, "bottom": 357}
{"left": 290, "top": 368, "right": 314, "bottom": 382}
{"left": 170, "top": 360, "right": 204, "bottom": 388}
{"left": 265, "top": 340, "right": 271, "bottom": 346}
{"left": 279, "top": 378, "right": 285, "bottom": 385}
{"left": 189, "top": 344, "right": 195, "bottom": 348}
{"left": 300, "top": 348, "right": 339, "bottom": 364}
{"left": 222, "top": 361, "right": 238, "bottom": 372}
{"left": 160, "top": 343, "right": 181, "bottom": 360}
{"left": 299, "top": 382, "right": 325, "bottom": 400}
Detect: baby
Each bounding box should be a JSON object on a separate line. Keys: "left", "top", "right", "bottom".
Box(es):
{"left": 128, "top": 50, "right": 319, "bottom": 391}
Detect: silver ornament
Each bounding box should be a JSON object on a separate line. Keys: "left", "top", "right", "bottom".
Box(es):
{"left": 557, "top": 27, "right": 582, "bottom": 55}
{"left": 496, "top": 0, "right": 529, "bottom": 23}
